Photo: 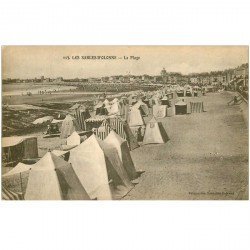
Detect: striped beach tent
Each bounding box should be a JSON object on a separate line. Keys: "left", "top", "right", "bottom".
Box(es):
{"left": 109, "top": 118, "right": 139, "bottom": 150}
{"left": 109, "top": 117, "right": 127, "bottom": 140}
{"left": 95, "top": 120, "right": 111, "bottom": 140}
{"left": 190, "top": 102, "right": 204, "bottom": 113}
{"left": 94, "top": 118, "right": 139, "bottom": 150}
{"left": 2, "top": 185, "right": 23, "bottom": 200}
{"left": 74, "top": 105, "right": 91, "bottom": 130}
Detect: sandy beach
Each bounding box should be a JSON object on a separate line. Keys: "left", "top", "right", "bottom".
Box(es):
{"left": 123, "top": 91, "right": 248, "bottom": 200}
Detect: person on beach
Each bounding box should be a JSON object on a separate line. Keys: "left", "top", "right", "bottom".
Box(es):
{"left": 234, "top": 96, "right": 238, "bottom": 104}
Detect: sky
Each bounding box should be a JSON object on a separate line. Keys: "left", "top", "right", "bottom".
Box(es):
{"left": 2, "top": 46, "right": 248, "bottom": 79}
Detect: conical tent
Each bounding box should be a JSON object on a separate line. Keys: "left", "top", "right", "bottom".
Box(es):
{"left": 104, "top": 131, "right": 138, "bottom": 180}
{"left": 112, "top": 97, "right": 119, "bottom": 103}
{"left": 128, "top": 107, "right": 145, "bottom": 127}
{"left": 3, "top": 162, "right": 31, "bottom": 177}
{"left": 108, "top": 101, "right": 121, "bottom": 116}
{"left": 143, "top": 117, "right": 169, "bottom": 145}
{"left": 68, "top": 135, "right": 134, "bottom": 200}
{"left": 98, "top": 140, "right": 134, "bottom": 199}
{"left": 133, "top": 100, "right": 149, "bottom": 116}
{"left": 2, "top": 161, "right": 32, "bottom": 195}
{"left": 67, "top": 131, "right": 81, "bottom": 146}
{"left": 95, "top": 103, "right": 109, "bottom": 115}
{"left": 2, "top": 152, "right": 83, "bottom": 200}
{"left": 25, "top": 152, "right": 90, "bottom": 200}
{"left": 109, "top": 117, "right": 139, "bottom": 150}
{"left": 103, "top": 99, "right": 110, "bottom": 106}
{"left": 60, "top": 115, "right": 81, "bottom": 138}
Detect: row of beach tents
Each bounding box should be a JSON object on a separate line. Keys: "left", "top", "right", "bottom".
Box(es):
{"left": 2, "top": 131, "right": 140, "bottom": 200}
{"left": 2, "top": 85, "right": 206, "bottom": 199}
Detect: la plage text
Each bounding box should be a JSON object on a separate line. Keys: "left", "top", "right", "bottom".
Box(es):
{"left": 63, "top": 55, "right": 140, "bottom": 60}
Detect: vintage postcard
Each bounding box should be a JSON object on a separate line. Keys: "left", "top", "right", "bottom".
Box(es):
{"left": 1, "top": 46, "right": 248, "bottom": 200}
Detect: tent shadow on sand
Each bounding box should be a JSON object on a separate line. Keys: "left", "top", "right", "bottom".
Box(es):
{"left": 131, "top": 170, "right": 145, "bottom": 184}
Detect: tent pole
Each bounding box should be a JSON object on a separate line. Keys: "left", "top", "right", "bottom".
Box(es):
{"left": 20, "top": 172, "right": 24, "bottom": 198}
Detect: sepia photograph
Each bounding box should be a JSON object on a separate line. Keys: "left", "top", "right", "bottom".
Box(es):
{"left": 1, "top": 46, "right": 248, "bottom": 200}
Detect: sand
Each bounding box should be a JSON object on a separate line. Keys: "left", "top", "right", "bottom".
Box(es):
{"left": 123, "top": 91, "right": 248, "bottom": 200}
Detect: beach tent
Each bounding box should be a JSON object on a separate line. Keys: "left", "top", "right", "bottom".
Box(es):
{"left": 108, "top": 101, "right": 121, "bottom": 116}
{"left": 190, "top": 102, "right": 204, "bottom": 113}
{"left": 94, "top": 101, "right": 103, "bottom": 110}
{"left": 94, "top": 101, "right": 109, "bottom": 116}
{"left": 98, "top": 139, "right": 134, "bottom": 198}
{"left": 74, "top": 105, "right": 91, "bottom": 130}
{"left": 52, "top": 150, "right": 70, "bottom": 161}
{"left": 3, "top": 162, "right": 32, "bottom": 178}
{"left": 175, "top": 100, "right": 187, "bottom": 115}
{"left": 128, "top": 95, "right": 137, "bottom": 105}
{"left": 67, "top": 131, "right": 81, "bottom": 146}
{"left": 133, "top": 99, "right": 149, "bottom": 116}
{"left": 104, "top": 131, "right": 138, "bottom": 180}
{"left": 143, "top": 117, "right": 169, "bottom": 145}
{"left": 32, "top": 116, "right": 53, "bottom": 125}
{"left": 161, "top": 96, "right": 169, "bottom": 105}
{"left": 97, "top": 117, "right": 139, "bottom": 150}
{"left": 119, "top": 102, "right": 130, "bottom": 121}
{"left": 176, "top": 87, "right": 184, "bottom": 97}
{"left": 103, "top": 99, "right": 110, "bottom": 106}
{"left": 111, "top": 97, "right": 119, "bottom": 104}
{"left": 94, "top": 120, "right": 111, "bottom": 140}
{"left": 128, "top": 106, "right": 145, "bottom": 127}
{"left": 68, "top": 135, "right": 134, "bottom": 200}
{"left": 70, "top": 103, "right": 81, "bottom": 110}
{"left": 25, "top": 152, "right": 90, "bottom": 200}
{"left": 153, "top": 105, "right": 167, "bottom": 118}
{"left": 2, "top": 185, "right": 23, "bottom": 200}
{"left": 95, "top": 104, "right": 109, "bottom": 116}
{"left": 85, "top": 115, "right": 108, "bottom": 131}
{"left": 2, "top": 136, "right": 38, "bottom": 168}
{"left": 60, "top": 115, "right": 81, "bottom": 139}
{"left": 185, "top": 86, "right": 193, "bottom": 97}
{"left": 142, "top": 97, "right": 150, "bottom": 106}
{"left": 2, "top": 160, "right": 33, "bottom": 194}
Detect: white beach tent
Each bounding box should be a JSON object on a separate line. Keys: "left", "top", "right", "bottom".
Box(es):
{"left": 112, "top": 97, "right": 119, "bottom": 104}
{"left": 103, "top": 99, "right": 110, "bottom": 106}
{"left": 32, "top": 116, "right": 53, "bottom": 125}
{"left": 133, "top": 99, "right": 149, "bottom": 116}
{"left": 152, "top": 105, "right": 167, "bottom": 118}
{"left": 3, "top": 162, "right": 31, "bottom": 178}
{"left": 128, "top": 106, "right": 145, "bottom": 127}
{"left": 60, "top": 115, "right": 80, "bottom": 139}
{"left": 108, "top": 101, "right": 121, "bottom": 116}
{"left": 24, "top": 152, "right": 90, "bottom": 200}
{"left": 68, "top": 135, "right": 134, "bottom": 200}
{"left": 3, "top": 152, "right": 89, "bottom": 200}
{"left": 66, "top": 131, "right": 81, "bottom": 146}
{"left": 104, "top": 131, "right": 138, "bottom": 180}
{"left": 143, "top": 117, "right": 169, "bottom": 145}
